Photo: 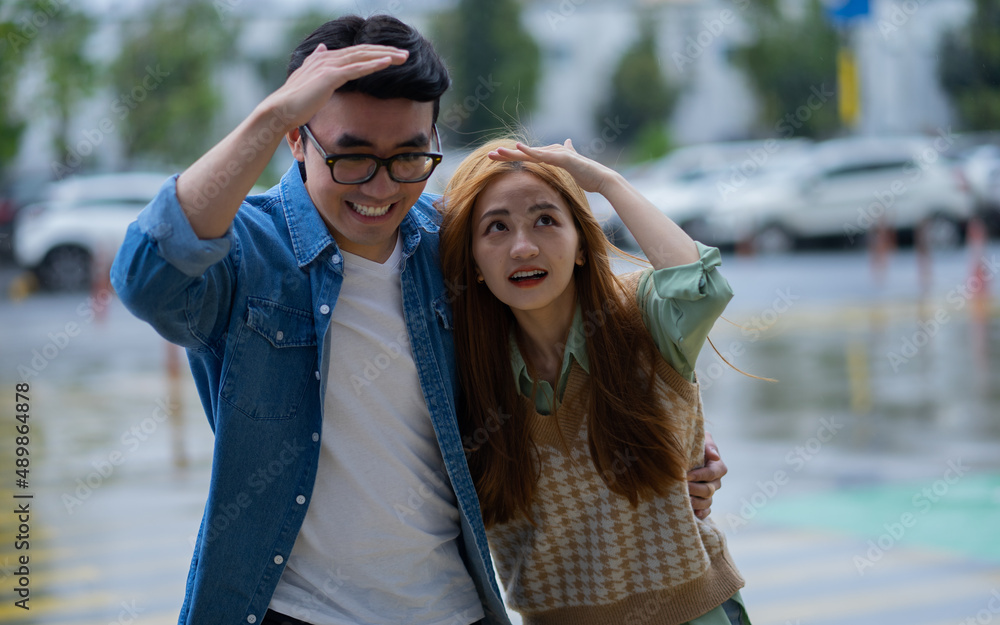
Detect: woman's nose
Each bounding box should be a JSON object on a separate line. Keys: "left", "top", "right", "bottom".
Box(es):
{"left": 510, "top": 230, "right": 539, "bottom": 258}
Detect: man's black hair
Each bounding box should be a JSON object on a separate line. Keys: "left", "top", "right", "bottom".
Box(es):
{"left": 287, "top": 15, "right": 450, "bottom": 124}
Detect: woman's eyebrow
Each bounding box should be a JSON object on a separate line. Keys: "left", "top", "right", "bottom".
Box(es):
{"left": 527, "top": 202, "right": 559, "bottom": 213}
{"left": 478, "top": 207, "right": 510, "bottom": 223}
{"left": 478, "top": 202, "right": 559, "bottom": 224}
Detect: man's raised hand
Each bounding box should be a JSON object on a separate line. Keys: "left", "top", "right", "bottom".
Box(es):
{"left": 265, "top": 43, "right": 409, "bottom": 130}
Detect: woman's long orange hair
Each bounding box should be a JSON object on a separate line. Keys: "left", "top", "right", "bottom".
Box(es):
{"left": 438, "top": 139, "right": 688, "bottom": 528}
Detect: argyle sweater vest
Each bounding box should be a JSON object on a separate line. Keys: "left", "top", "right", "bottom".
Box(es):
{"left": 486, "top": 273, "right": 744, "bottom": 625}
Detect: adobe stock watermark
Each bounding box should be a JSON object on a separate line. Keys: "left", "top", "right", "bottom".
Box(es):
{"left": 61, "top": 397, "right": 176, "bottom": 514}
{"left": 51, "top": 65, "right": 171, "bottom": 178}
{"left": 392, "top": 465, "right": 454, "bottom": 523}
{"left": 716, "top": 86, "right": 834, "bottom": 200}
{"left": 555, "top": 296, "right": 618, "bottom": 350}
{"left": 843, "top": 126, "right": 957, "bottom": 244}
{"left": 17, "top": 287, "right": 116, "bottom": 383}
{"left": 191, "top": 437, "right": 307, "bottom": 548}
{"left": 108, "top": 600, "right": 145, "bottom": 625}
{"left": 672, "top": 0, "right": 750, "bottom": 72}
{"left": 579, "top": 116, "right": 628, "bottom": 160}
{"left": 285, "top": 566, "right": 352, "bottom": 624}
{"left": 877, "top": 0, "right": 932, "bottom": 39}
{"left": 545, "top": 0, "right": 589, "bottom": 30}
{"left": 349, "top": 329, "right": 410, "bottom": 395}
{"left": 3, "top": 0, "right": 71, "bottom": 56}
{"left": 853, "top": 458, "right": 969, "bottom": 575}
{"left": 958, "top": 590, "right": 1000, "bottom": 625}
{"left": 725, "top": 416, "right": 844, "bottom": 533}
{"left": 716, "top": 139, "right": 785, "bottom": 201}
{"left": 440, "top": 74, "right": 501, "bottom": 132}
{"left": 461, "top": 407, "right": 513, "bottom": 453}
{"left": 886, "top": 254, "right": 1000, "bottom": 371}
{"left": 697, "top": 287, "right": 799, "bottom": 391}
{"left": 775, "top": 84, "right": 835, "bottom": 139}
{"left": 213, "top": 0, "right": 242, "bottom": 20}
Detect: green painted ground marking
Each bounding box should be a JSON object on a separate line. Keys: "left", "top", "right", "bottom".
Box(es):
{"left": 751, "top": 471, "right": 1000, "bottom": 562}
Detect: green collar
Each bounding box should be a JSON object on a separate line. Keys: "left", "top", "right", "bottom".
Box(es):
{"left": 510, "top": 304, "right": 591, "bottom": 413}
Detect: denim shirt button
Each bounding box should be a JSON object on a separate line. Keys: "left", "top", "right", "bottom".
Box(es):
{"left": 319, "top": 304, "right": 330, "bottom": 314}
{"left": 275, "top": 330, "right": 284, "bottom": 341}
{"left": 296, "top": 495, "right": 306, "bottom": 504}
{"left": 247, "top": 616, "right": 257, "bottom": 624}
{"left": 331, "top": 254, "right": 342, "bottom": 265}
{"left": 274, "top": 554, "right": 284, "bottom": 565}
{"left": 312, "top": 432, "right": 319, "bottom": 442}
{"left": 314, "top": 370, "right": 320, "bottom": 380}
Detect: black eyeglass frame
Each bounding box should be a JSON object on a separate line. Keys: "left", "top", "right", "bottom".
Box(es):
{"left": 299, "top": 124, "right": 443, "bottom": 185}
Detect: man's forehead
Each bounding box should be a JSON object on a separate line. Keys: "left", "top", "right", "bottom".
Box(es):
{"left": 311, "top": 95, "right": 434, "bottom": 149}
{"left": 318, "top": 93, "right": 432, "bottom": 126}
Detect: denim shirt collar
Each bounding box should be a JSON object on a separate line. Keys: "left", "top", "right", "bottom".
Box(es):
{"left": 279, "top": 163, "right": 439, "bottom": 269}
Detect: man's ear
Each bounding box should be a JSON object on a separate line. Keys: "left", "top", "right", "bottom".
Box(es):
{"left": 288, "top": 128, "right": 305, "bottom": 162}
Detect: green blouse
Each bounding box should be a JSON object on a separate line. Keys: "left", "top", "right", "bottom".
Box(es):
{"left": 512, "top": 242, "right": 734, "bottom": 415}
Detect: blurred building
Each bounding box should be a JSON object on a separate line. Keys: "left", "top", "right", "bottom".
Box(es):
{"left": 6, "top": 0, "right": 979, "bottom": 181}
{"left": 523, "top": 0, "right": 973, "bottom": 146}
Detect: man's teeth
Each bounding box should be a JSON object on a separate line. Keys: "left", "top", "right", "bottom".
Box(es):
{"left": 510, "top": 270, "right": 546, "bottom": 280}
{"left": 350, "top": 202, "right": 392, "bottom": 217}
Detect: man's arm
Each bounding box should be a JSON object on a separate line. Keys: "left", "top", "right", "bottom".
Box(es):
{"left": 687, "top": 432, "right": 727, "bottom": 520}
{"left": 112, "top": 43, "right": 410, "bottom": 345}
{"left": 177, "top": 43, "right": 409, "bottom": 239}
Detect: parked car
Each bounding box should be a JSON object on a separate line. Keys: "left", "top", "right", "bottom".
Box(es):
{"left": 700, "top": 136, "right": 975, "bottom": 253}
{"left": 0, "top": 195, "right": 17, "bottom": 262}
{"left": 14, "top": 173, "right": 169, "bottom": 291}
{"left": 599, "top": 139, "right": 813, "bottom": 249}
{"left": 0, "top": 174, "right": 52, "bottom": 263}
{"left": 956, "top": 143, "right": 1000, "bottom": 234}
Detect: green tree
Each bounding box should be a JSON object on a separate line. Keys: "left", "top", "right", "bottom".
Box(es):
{"left": 431, "top": 0, "right": 541, "bottom": 147}
{"left": 596, "top": 20, "right": 678, "bottom": 163}
{"left": 40, "top": 8, "right": 98, "bottom": 165}
{"left": 731, "top": 0, "right": 840, "bottom": 138}
{"left": 0, "top": 17, "right": 27, "bottom": 171}
{"left": 939, "top": 0, "right": 1000, "bottom": 130}
{"left": 110, "top": 0, "right": 236, "bottom": 168}
{"left": 0, "top": 1, "right": 98, "bottom": 172}
{"left": 251, "top": 10, "right": 334, "bottom": 95}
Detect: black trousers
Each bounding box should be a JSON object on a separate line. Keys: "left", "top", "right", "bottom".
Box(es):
{"left": 261, "top": 610, "right": 313, "bottom": 625}
{"left": 262, "top": 610, "right": 487, "bottom": 625}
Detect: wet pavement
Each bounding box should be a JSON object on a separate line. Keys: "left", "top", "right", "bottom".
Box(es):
{"left": 0, "top": 241, "right": 998, "bottom": 624}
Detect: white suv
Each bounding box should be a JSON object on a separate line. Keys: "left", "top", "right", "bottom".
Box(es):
{"left": 701, "top": 137, "right": 975, "bottom": 253}
{"left": 14, "top": 173, "right": 168, "bottom": 291}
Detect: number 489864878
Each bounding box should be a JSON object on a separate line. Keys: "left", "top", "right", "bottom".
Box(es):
{"left": 14, "top": 383, "right": 29, "bottom": 486}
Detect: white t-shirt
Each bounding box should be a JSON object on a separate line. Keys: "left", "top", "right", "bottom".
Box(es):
{"left": 269, "top": 235, "right": 483, "bottom": 625}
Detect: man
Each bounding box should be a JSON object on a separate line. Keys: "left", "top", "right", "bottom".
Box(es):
{"left": 112, "top": 15, "right": 726, "bottom": 625}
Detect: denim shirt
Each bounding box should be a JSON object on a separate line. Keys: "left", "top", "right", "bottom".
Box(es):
{"left": 111, "top": 164, "right": 510, "bottom": 625}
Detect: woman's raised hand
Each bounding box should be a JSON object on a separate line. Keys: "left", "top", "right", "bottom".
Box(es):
{"left": 488, "top": 140, "right": 619, "bottom": 196}
{"left": 490, "top": 139, "right": 700, "bottom": 269}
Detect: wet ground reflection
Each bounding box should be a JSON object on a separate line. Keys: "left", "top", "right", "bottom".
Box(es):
{"left": 0, "top": 242, "right": 998, "bottom": 623}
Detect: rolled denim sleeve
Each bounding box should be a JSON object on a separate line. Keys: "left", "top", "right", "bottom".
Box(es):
{"left": 636, "top": 242, "right": 734, "bottom": 381}
{"left": 111, "top": 175, "right": 236, "bottom": 350}
{"left": 135, "top": 175, "right": 233, "bottom": 276}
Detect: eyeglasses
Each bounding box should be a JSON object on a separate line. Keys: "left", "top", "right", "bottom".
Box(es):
{"left": 299, "top": 124, "right": 443, "bottom": 185}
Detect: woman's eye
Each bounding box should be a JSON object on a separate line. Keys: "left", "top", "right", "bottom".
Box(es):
{"left": 486, "top": 222, "right": 508, "bottom": 234}
{"left": 537, "top": 215, "right": 555, "bottom": 226}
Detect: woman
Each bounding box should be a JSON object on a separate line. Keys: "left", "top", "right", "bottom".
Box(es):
{"left": 439, "top": 138, "right": 751, "bottom": 625}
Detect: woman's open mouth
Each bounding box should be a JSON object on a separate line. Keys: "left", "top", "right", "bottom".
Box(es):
{"left": 508, "top": 269, "right": 548, "bottom": 286}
